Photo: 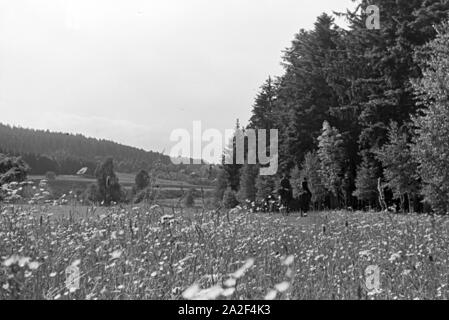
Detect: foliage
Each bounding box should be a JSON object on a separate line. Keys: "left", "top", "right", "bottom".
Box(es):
{"left": 0, "top": 154, "right": 29, "bottom": 186}
{"left": 135, "top": 170, "right": 151, "bottom": 191}
{"left": 353, "top": 154, "right": 379, "bottom": 205}
{"left": 290, "top": 166, "right": 303, "bottom": 198}
{"left": 45, "top": 171, "right": 57, "bottom": 181}
{"left": 221, "top": 120, "right": 243, "bottom": 192}
{"left": 412, "top": 21, "right": 449, "bottom": 214}
{"left": 84, "top": 183, "right": 100, "bottom": 204}
{"left": 132, "top": 187, "right": 156, "bottom": 204}
{"left": 299, "top": 151, "right": 327, "bottom": 206}
{"left": 243, "top": 1, "right": 449, "bottom": 209}
{"left": 255, "top": 175, "right": 277, "bottom": 201}
{"left": 237, "top": 164, "right": 259, "bottom": 203}
{"left": 223, "top": 188, "right": 239, "bottom": 209}
{"left": 376, "top": 122, "right": 419, "bottom": 211}
{"left": 94, "top": 157, "right": 123, "bottom": 205}
{"left": 317, "top": 121, "right": 347, "bottom": 203}
{"left": 184, "top": 188, "right": 196, "bottom": 208}
{"left": 214, "top": 167, "right": 229, "bottom": 203}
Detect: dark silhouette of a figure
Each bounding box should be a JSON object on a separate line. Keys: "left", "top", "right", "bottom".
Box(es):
{"left": 300, "top": 178, "right": 312, "bottom": 214}
{"left": 279, "top": 174, "right": 293, "bottom": 212}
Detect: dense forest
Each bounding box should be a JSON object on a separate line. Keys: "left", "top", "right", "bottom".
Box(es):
{"left": 217, "top": 0, "right": 449, "bottom": 214}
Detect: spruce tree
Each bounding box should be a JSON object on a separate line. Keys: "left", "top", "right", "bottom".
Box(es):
{"left": 412, "top": 21, "right": 449, "bottom": 214}
{"left": 300, "top": 151, "right": 327, "bottom": 207}
{"left": 317, "top": 121, "right": 347, "bottom": 206}
{"left": 222, "top": 120, "right": 243, "bottom": 192}
{"left": 353, "top": 153, "right": 379, "bottom": 208}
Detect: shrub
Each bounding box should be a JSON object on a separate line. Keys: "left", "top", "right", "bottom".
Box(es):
{"left": 0, "top": 154, "right": 29, "bottom": 185}
{"left": 94, "top": 157, "right": 122, "bottom": 205}
{"left": 45, "top": 171, "right": 57, "bottom": 181}
{"left": 223, "top": 188, "right": 239, "bottom": 209}
{"left": 135, "top": 170, "right": 150, "bottom": 191}
{"left": 84, "top": 183, "right": 100, "bottom": 204}
{"left": 184, "top": 188, "right": 195, "bottom": 208}
{"left": 134, "top": 187, "right": 156, "bottom": 204}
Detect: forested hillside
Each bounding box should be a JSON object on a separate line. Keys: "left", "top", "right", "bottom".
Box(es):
{"left": 0, "top": 123, "right": 213, "bottom": 179}
{"left": 218, "top": 0, "right": 449, "bottom": 214}
{"left": 0, "top": 123, "right": 173, "bottom": 174}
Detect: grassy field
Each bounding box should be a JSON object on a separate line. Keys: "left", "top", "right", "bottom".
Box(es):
{"left": 27, "top": 174, "right": 214, "bottom": 201}
{"left": 29, "top": 173, "right": 214, "bottom": 189}
{"left": 0, "top": 204, "right": 448, "bottom": 300}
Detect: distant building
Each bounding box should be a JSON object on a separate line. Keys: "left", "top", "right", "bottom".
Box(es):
{"left": 76, "top": 167, "right": 88, "bottom": 176}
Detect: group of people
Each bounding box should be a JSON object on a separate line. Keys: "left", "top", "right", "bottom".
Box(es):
{"left": 277, "top": 174, "right": 312, "bottom": 215}
{"left": 255, "top": 174, "right": 312, "bottom": 215}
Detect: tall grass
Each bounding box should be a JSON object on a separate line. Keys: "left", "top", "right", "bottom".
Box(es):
{"left": 0, "top": 203, "right": 448, "bottom": 300}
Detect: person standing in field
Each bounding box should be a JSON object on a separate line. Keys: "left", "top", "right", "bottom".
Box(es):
{"left": 300, "top": 177, "right": 312, "bottom": 214}
{"left": 279, "top": 173, "right": 293, "bottom": 213}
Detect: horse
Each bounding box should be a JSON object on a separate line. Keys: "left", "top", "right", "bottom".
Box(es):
{"left": 298, "top": 191, "right": 312, "bottom": 217}
{"left": 278, "top": 187, "right": 293, "bottom": 216}
{"left": 278, "top": 188, "right": 312, "bottom": 217}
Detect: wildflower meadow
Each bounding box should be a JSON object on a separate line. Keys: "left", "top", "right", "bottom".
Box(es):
{"left": 1, "top": 198, "right": 448, "bottom": 300}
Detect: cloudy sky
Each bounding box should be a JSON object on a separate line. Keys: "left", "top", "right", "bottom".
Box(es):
{"left": 0, "top": 0, "right": 355, "bottom": 157}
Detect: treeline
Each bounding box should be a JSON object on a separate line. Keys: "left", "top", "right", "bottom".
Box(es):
{"left": 17, "top": 153, "right": 97, "bottom": 176}
{"left": 0, "top": 124, "right": 217, "bottom": 183}
{"left": 216, "top": 0, "right": 449, "bottom": 214}
{"left": 0, "top": 123, "right": 170, "bottom": 174}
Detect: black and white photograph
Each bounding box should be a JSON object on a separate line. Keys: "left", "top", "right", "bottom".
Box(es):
{"left": 1, "top": 0, "right": 449, "bottom": 305}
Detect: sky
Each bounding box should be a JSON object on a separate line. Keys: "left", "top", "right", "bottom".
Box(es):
{"left": 0, "top": 0, "right": 355, "bottom": 159}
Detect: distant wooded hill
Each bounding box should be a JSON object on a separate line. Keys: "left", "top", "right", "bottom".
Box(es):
{"left": 0, "top": 123, "right": 214, "bottom": 182}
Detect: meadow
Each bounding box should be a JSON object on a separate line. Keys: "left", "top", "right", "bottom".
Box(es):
{"left": 28, "top": 174, "right": 214, "bottom": 199}
{"left": 1, "top": 201, "right": 448, "bottom": 300}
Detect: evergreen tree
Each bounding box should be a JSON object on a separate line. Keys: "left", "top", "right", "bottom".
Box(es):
{"left": 237, "top": 164, "right": 259, "bottom": 202}
{"left": 353, "top": 153, "right": 379, "bottom": 207}
{"left": 317, "top": 121, "right": 347, "bottom": 206}
{"left": 221, "top": 120, "right": 243, "bottom": 191}
{"left": 94, "top": 157, "right": 122, "bottom": 205}
{"left": 331, "top": 0, "right": 449, "bottom": 153}
{"left": 276, "top": 14, "right": 340, "bottom": 170}
{"left": 135, "top": 169, "right": 150, "bottom": 191}
{"left": 412, "top": 21, "right": 449, "bottom": 214}
{"left": 249, "top": 77, "right": 277, "bottom": 130}
{"left": 300, "top": 151, "right": 327, "bottom": 207}
{"left": 375, "top": 122, "right": 419, "bottom": 212}
{"left": 290, "top": 165, "right": 303, "bottom": 199}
